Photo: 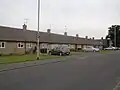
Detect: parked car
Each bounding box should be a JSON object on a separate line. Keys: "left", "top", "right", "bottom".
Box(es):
{"left": 118, "top": 47, "right": 120, "bottom": 50}
{"left": 104, "top": 47, "right": 117, "bottom": 50}
{"left": 49, "top": 46, "right": 70, "bottom": 56}
{"left": 82, "top": 46, "right": 100, "bottom": 52}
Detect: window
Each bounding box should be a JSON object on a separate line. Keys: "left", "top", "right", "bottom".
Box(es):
{"left": 26, "top": 43, "right": 32, "bottom": 48}
{"left": 0, "top": 42, "right": 5, "bottom": 48}
{"left": 17, "top": 42, "right": 24, "bottom": 48}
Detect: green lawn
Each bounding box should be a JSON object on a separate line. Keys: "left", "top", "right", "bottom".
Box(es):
{"left": 0, "top": 52, "right": 84, "bottom": 64}
{"left": 0, "top": 54, "right": 61, "bottom": 64}
{"left": 100, "top": 50, "right": 114, "bottom": 53}
{"left": 71, "top": 52, "right": 85, "bottom": 55}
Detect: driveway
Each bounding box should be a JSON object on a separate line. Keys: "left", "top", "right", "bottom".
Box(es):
{"left": 0, "top": 51, "right": 120, "bottom": 90}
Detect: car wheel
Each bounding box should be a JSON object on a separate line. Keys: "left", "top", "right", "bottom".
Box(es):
{"left": 83, "top": 50, "right": 86, "bottom": 52}
{"left": 66, "top": 52, "right": 70, "bottom": 56}
{"left": 68, "top": 52, "right": 70, "bottom": 55}
{"left": 59, "top": 52, "right": 62, "bottom": 56}
{"left": 49, "top": 51, "right": 52, "bottom": 55}
{"left": 93, "top": 50, "right": 96, "bottom": 52}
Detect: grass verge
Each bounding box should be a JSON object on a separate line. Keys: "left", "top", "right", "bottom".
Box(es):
{"left": 0, "top": 54, "right": 61, "bottom": 64}
{"left": 0, "top": 52, "right": 84, "bottom": 65}
{"left": 100, "top": 50, "right": 115, "bottom": 53}
{"left": 70, "top": 52, "right": 85, "bottom": 55}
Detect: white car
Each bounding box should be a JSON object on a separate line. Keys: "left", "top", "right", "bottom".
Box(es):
{"left": 82, "top": 46, "right": 100, "bottom": 52}
{"left": 118, "top": 47, "right": 120, "bottom": 50}
{"left": 104, "top": 47, "right": 117, "bottom": 50}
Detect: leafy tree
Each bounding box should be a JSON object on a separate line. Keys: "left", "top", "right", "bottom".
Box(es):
{"left": 106, "top": 25, "right": 120, "bottom": 47}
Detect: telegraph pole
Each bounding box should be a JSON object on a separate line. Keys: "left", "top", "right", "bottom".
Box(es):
{"left": 114, "top": 26, "right": 117, "bottom": 47}
{"left": 36, "top": 0, "right": 40, "bottom": 60}
{"left": 23, "top": 19, "right": 28, "bottom": 54}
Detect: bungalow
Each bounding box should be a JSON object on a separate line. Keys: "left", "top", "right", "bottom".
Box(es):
{"left": 0, "top": 24, "right": 103, "bottom": 55}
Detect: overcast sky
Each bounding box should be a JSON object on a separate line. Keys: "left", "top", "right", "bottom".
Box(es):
{"left": 0, "top": 0, "right": 120, "bottom": 38}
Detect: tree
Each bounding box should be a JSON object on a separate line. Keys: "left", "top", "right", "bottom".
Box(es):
{"left": 106, "top": 25, "right": 120, "bottom": 47}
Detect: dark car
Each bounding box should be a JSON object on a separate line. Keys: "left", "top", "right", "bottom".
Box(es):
{"left": 49, "top": 46, "right": 70, "bottom": 56}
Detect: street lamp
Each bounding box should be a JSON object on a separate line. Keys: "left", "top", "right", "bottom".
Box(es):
{"left": 36, "top": 0, "right": 40, "bottom": 60}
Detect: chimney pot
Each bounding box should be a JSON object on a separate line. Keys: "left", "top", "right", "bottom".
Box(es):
{"left": 85, "top": 36, "right": 88, "bottom": 39}
{"left": 23, "top": 24, "right": 27, "bottom": 30}
{"left": 76, "top": 34, "right": 79, "bottom": 38}
{"left": 101, "top": 37, "right": 103, "bottom": 40}
{"left": 64, "top": 32, "right": 67, "bottom": 36}
{"left": 47, "top": 29, "right": 51, "bottom": 33}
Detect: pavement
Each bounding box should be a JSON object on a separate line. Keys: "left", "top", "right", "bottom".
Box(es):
{"left": 0, "top": 51, "right": 120, "bottom": 90}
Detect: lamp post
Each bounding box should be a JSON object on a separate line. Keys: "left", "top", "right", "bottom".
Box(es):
{"left": 36, "top": 0, "right": 40, "bottom": 60}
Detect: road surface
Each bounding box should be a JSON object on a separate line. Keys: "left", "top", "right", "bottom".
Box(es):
{"left": 0, "top": 52, "right": 120, "bottom": 90}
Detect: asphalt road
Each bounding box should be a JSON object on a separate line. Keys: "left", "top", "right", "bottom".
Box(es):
{"left": 0, "top": 52, "right": 120, "bottom": 90}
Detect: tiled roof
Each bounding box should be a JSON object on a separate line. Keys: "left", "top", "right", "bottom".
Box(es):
{"left": 0, "top": 26, "right": 102, "bottom": 45}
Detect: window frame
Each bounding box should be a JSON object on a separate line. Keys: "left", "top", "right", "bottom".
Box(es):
{"left": 0, "top": 42, "right": 6, "bottom": 48}
{"left": 17, "top": 42, "right": 24, "bottom": 48}
{"left": 26, "top": 43, "right": 32, "bottom": 48}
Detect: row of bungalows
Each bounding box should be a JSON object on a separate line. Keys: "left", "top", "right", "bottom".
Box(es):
{"left": 0, "top": 24, "right": 103, "bottom": 55}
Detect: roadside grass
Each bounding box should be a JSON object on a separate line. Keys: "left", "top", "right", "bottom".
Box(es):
{"left": 0, "top": 54, "right": 61, "bottom": 64}
{"left": 0, "top": 52, "right": 85, "bottom": 65}
{"left": 70, "top": 51, "right": 85, "bottom": 55}
{"left": 100, "top": 50, "right": 115, "bottom": 53}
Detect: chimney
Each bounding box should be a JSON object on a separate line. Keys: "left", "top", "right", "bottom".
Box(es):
{"left": 76, "top": 34, "right": 79, "bottom": 38}
{"left": 85, "top": 36, "right": 88, "bottom": 39}
{"left": 92, "top": 37, "right": 95, "bottom": 40}
{"left": 47, "top": 29, "right": 51, "bottom": 33}
{"left": 101, "top": 37, "right": 103, "bottom": 40}
{"left": 23, "top": 24, "right": 27, "bottom": 30}
{"left": 64, "top": 32, "right": 67, "bottom": 36}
